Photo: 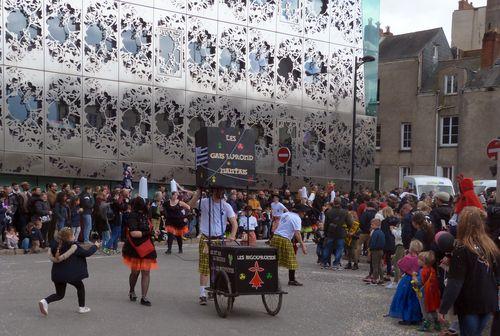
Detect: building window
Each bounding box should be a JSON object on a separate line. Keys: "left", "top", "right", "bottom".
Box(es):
{"left": 399, "top": 166, "right": 411, "bottom": 187}
{"left": 441, "top": 116, "right": 459, "bottom": 146}
{"left": 438, "top": 166, "right": 454, "bottom": 180}
{"left": 400, "top": 123, "right": 411, "bottom": 150}
{"left": 444, "top": 75, "right": 458, "bottom": 95}
{"left": 376, "top": 124, "right": 381, "bottom": 149}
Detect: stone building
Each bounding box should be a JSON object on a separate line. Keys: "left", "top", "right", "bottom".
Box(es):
{"left": 375, "top": 1, "right": 500, "bottom": 192}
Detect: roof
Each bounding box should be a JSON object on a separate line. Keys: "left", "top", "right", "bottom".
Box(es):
{"left": 380, "top": 28, "right": 443, "bottom": 62}
{"left": 468, "top": 65, "right": 500, "bottom": 89}
{"left": 421, "top": 57, "right": 482, "bottom": 92}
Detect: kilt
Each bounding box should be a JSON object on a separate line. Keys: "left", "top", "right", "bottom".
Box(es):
{"left": 198, "top": 235, "right": 222, "bottom": 276}
{"left": 270, "top": 235, "right": 298, "bottom": 270}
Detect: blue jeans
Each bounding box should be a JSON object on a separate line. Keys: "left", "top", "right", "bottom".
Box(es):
{"left": 101, "top": 230, "right": 110, "bottom": 247}
{"left": 322, "top": 238, "right": 335, "bottom": 266}
{"left": 106, "top": 226, "right": 121, "bottom": 250}
{"left": 56, "top": 219, "right": 66, "bottom": 231}
{"left": 22, "top": 238, "right": 30, "bottom": 251}
{"left": 82, "top": 214, "right": 92, "bottom": 243}
{"left": 332, "top": 239, "right": 345, "bottom": 267}
{"left": 458, "top": 314, "right": 491, "bottom": 336}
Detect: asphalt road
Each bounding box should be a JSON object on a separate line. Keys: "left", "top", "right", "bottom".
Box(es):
{"left": 1, "top": 242, "right": 428, "bottom": 336}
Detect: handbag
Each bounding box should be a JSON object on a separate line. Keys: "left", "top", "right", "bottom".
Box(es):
{"left": 128, "top": 235, "right": 155, "bottom": 258}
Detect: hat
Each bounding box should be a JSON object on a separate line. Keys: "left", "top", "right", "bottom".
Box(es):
{"left": 435, "top": 192, "right": 450, "bottom": 203}
{"left": 170, "top": 179, "right": 178, "bottom": 193}
{"left": 293, "top": 204, "right": 310, "bottom": 213}
{"left": 299, "top": 187, "right": 308, "bottom": 199}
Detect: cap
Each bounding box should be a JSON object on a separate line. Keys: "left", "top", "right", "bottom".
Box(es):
{"left": 435, "top": 192, "right": 450, "bottom": 203}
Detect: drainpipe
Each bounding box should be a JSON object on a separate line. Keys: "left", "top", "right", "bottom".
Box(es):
{"left": 435, "top": 91, "right": 440, "bottom": 176}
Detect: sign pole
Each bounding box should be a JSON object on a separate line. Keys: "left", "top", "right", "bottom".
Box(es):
{"left": 282, "top": 163, "right": 286, "bottom": 190}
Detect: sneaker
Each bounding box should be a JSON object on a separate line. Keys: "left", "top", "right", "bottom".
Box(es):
{"left": 418, "top": 320, "right": 432, "bottom": 332}
{"left": 344, "top": 263, "right": 352, "bottom": 270}
{"left": 140, "top": 298, "right": 152, "bottom": 307}
{"left": 78, "top": 307, "right": 91, "bottom": 314}
{"left": 288, "top": 280, "right": 303, "bottom": 286}
{"left": 38, "top": 299, "right": 48, "bottom": 316}
{"left": 385, "top": 282, "right": 397, "bottom": 289}
{"left": 199, "top": 296, "right": 207, "bottom": 306}
{"left": 102, "top": 248, "right": 110, "bottom": 255}
{"left": 332, "top": 266, "right": 344, "bottom": 271}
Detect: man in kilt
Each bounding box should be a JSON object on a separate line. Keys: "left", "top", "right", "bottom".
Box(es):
{"left": 188, "top": 188, "right": 237, "bottom": 306}
{"left": 270, "top": 204, "right": 308, "bottom": 286}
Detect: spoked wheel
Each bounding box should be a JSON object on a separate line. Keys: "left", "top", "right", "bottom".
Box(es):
{"left": 262, "top": 286, "right": 283, "bottom": 316}
{"left": 214, "top": 271, "right": 233, "bottom": 318}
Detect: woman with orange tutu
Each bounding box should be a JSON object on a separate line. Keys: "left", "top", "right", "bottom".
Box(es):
{"left": 122, "top": 197, "right": 157, "bottom": 307}
{"left": 164, "top": 191, "right": 190, "bottom": 254}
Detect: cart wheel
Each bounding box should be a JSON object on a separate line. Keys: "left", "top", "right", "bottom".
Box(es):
{"left": 262, "top": 286, "right": 283, "bottom": 316}
{"left": 214, "top": 271, "right": 233, "bottom": 318}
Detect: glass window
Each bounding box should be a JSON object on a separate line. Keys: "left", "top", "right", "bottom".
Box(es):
{"left": 399, "top": 167, "right": 410, "bottom": 187}
{"left": 376, "top": 124, "right": 381, "bottom": 149}
{"left": 444, "top": 75, "right": 458, "bottom": 95}
{"left": 441, "top": 116, "right": 459, "bottom": 146}
{"left": 400, "top": 123, "right": 411, "bottom": 150}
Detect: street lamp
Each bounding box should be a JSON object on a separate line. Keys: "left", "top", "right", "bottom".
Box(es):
{"left": 350, "top": 55, "right": 375, "bottom": 196}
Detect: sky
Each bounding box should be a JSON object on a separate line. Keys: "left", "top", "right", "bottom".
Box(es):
{"left": 380, "top": 0, "right": 488, "bottom": 42}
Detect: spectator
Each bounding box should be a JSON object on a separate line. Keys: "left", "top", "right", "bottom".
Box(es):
{"left": 430, "top": 192, "right": 453, "bottom": 233}
{"left": 322, "top": 197, "right": 353, "bottom": 270}
{"left": 357, "top": 201, "right": 378, "bottom": 262}
{"left": 80, "top": 187, "right": 95, "bottom": 244}
{"left": 54, "top": 193, "right": 69, "bottom": 232}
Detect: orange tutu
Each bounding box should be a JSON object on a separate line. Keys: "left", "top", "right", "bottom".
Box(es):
{"left": 166, "top": 225, "right": 189, "bottom": 237}
{"left": 122, "top": 256, "right": 158, "bottom": 271}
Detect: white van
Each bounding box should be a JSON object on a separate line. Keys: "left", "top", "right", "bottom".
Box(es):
{"left": 473, "top": 180, "right": 497, "bottom": 195}
{"left": 403, "top": 175, "right": 455, "bottom": 198}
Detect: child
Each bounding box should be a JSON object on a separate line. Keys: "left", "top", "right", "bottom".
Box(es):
{"left": 311, "top": 224, "right": 324, "bottom": 265}
{"left": 30, "top": 219, "right": 44, "bottom": 253}
{"left": 38, "top": 227, "right": 100, "bottom": 316}
{"left": 388, "top": 239, "right": 424, "bottom": 325}
{"left": 369, "top": 218, "right": 386, "bottom": 285}
{"left": 5, "top": 227, "right": 19, "bottom": 250}
{"left": 122, "top": 164, "right": 133, "bottom": 190}
{"left": 239, "top": 206, "right": 257, "bottom": 247}
{"left": 412, "top": 251, "right": 441, "bottom": 332}
{"left": 69, "top": 196, "right": 82, "bottom": 242}
{"left": 344, "top": 209, "right": 360, "bottom": 270}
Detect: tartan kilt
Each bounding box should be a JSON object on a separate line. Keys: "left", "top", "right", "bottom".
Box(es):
{"left": 270, "top": 235, "right": 298, "bottom": 270}
{"left": 198, "top": 235, "right": 221, "bottom": 276}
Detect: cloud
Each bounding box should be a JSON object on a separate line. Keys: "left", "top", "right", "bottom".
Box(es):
{"left": 379, "top": 0, "right": 487, "bottom": 42}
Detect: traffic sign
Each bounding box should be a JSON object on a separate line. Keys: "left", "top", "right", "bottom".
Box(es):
{"left": 487, "top": 138, "right": 500, "bottom": 160}
{"left": 277, "top": 147, "right": 291, "bottom": 164}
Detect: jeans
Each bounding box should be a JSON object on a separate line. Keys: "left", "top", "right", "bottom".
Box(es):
{"left": 56, "top": 219, "right": 66, "bottom": 231}
{"left": 72, "top": 227, "right": 81, "bottom": 242}
{"left": 458, "top": 314, "right": 491, "bottom": 336}
{"left": 22, "top": 238, "right": 30, "bottom": 251}
{"left": 332, "top": 239, "right": 345, "bottom": 267}
{"left": 322, "top": 238, "right": 335, "bottom": 266}
{"left": 101, "top": 230, "right": 110, "bottom": 247}
{"left": 106, "top": 226, "right": 121, "bottom": 250}
{"left": 82, "top": 214, "right": 92, "bottom": 243}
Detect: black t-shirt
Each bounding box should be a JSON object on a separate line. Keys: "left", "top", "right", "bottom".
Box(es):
{"left": 448, "top": 245, "right": 499, "bottom": 315}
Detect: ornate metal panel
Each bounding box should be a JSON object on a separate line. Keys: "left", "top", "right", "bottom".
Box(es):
{"left": 154, "top": 0, "right": 186, "bottom": 12}
{"left": 186, "top": 15, "right": 217, "bottom": 93}
{"left": 45, "top": 0, "right": 82, "bottom": 75}
{"left": 217, "top": 95, "right": 246, "bottom": 130}
{"left": 217, "top": 22, "right": 246, "bottom": 97}
{"left": 277, "top": 0, "right": 302, "bottom": 35}
{"left": 297, "top": 108, "right": 328, "bottom": 177}
{"left": 184, "top": 91, "right": 218, "bottom": 165}
{"left": 327, "top": 111, "right": 351, "bottom": 179}
{"left": 330, "top": 0, "right": 362, "bottom": 48}
{"left": 2, "top": 151, "right": 44, "bottom": 174}
{"left": 118, "top": 83, "right": 153, "bottom": 162}
{"left": 81, "top": 158, "right": 120, "bottom": 180}
{"left": 303, "top": 0, "right": 329, "bottom": 42}
{"left": 246, "top": 99, "right": 275, "bottom": 173}
{"left": 45, "top": 73, "right": 82, "bottom": 157}
{"left": 151, "top": 163, "right": 191, "bottom": 184}
{"left": 187, "top": 0, "right": 217, "bottom": 20}
{"left": 4, "top": 66, "right": 44, "bottom": 153}
{"left": 120, "top": 160, "right": 152, "bottom": 180}
{"left": 125, "top": 0, "right": 154, "bottom": 7}
{"left": 82, "top": 77, "right": 118, "bottom": 159}
{"left": 328, "top": 44, "right": 354, "bottom": 114}
{"left": 276, "top": 33, "right": 302, "bottom": 105}
{"left": 45, "top": 155, "right": 82, "bottom": 177}
{"left": 303, "top": 38, "right": 328, "bottom": 109}
{"left": 218, "top": 0, "right": 247, "bottom": 25}
{"left": 247, "top": 28, "right": 275, "bottom": 101}
{"left": 276, "top": 104, "right": 299, "bottom": 175}
{"left": 4, "top": 0, "right": 44, "bottom": 69}
{"left": 83, "top": 0, "right": 119, "bottom": 80}
{"left": 248, "top": 0, "right": 276, "bottom": 31}
{"left": 0, "top": 67, "right": 3, "bottom": 151}
{"left": 119, "top": 2, "right": 153, "bottom": 84}
{"left": 354, "top": 114, "right": 375, "bottom": 180}
{"left": 152, "top": 86, "right": 185, "bottom": 164}
{"left": 154, "top": 8, "right": 186, "bottom": 89}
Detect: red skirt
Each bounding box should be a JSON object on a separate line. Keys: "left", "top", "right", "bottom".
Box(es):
{"left": 166, "top": 225, "right": 189, "bottom": 237}
{"left": 122, "top": 256, "right": 158, "bottom": 271}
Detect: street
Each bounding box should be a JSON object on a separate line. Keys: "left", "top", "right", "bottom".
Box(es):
{"left": 1, "top": 242, "right": 421, "bottom": 336}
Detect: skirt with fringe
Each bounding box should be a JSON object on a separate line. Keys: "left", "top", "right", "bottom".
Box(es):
{"left": 122, "top": 256, "right": 158, "bottom": 271}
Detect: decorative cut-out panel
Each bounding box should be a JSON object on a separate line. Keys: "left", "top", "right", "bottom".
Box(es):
{"left": 354, "top": 114, "right": 375, "bottom": 179}
{"left": 2, "top": 151, "right": 44, "bottom": 175}
{"left": 218, "top": 22, "right": 246, "bottom": 96}
{"left": 327, "top": 111, "right": 351, "bottom": 178}
{"left": 328, "top": 44, "right": 354, "bottom": 113}
{"left": 247, "top": 28, "right": 275, "bottom": 101}
{"left": 154, "top": 0, "right": 186, "bottom": 12}
{"left": 276, "top": 33, "right": 302, "bottom": 105}
{"left": 217, "top": 95, "right": 246, "bottom": 130}
{"left": 83, "top": 0, "right": 119, "bottom": 79}
{"left": 0, "top": 67, "right": 3, "bottom": 151}
{"left": 4, "top": 67, "right": 44, "bottom": 153}
{"left": 118, "top": 83, "right": 153, "bottom": 162}
{"left": 186, "top": 16, "right": 217, "bottom": 93}
{"left": 246, "top": 100, "right": 275, "bottom": 173}
{"left": 81, "top": 158, "right": 120, "bottom": 180}
{"left": 219, "top": 0, "right": 247, "bottom": 24}
{"left": 151, "top": 164, "right": 192, "bottom": 184}
{"left": 303, "top": 0, "right": 329, "bottom": 41}
{"left": 45, "top": 155, "right": 82, "bottom": 177}
{"left": 330, "top": 0, "right": 362, "bottom": 48}
{"left": 45, "top": 0, "right": 82, "bottom": 74}
{"left": 154, "top": 9, "right": 186, "bottom": 89}
{"left": 4, "top": 0, "right": 44, "bottom": 69}
{"left": 303, "top": 39, "right": 328, "bottom": 108}
{"left": 296, "top": 108, "right": 328, "bottom": 177}
{"left": 277, "top": 0, "right": 302, "bottom": 35}
{"left": 119, "top": 2, "right": 153, "bottom": 84}
{"left": 83, "top": 77, "right": 118, "bottom": 159}
{"left": 153, "top": 86, "right": 185, "bottom": 164}
{"left": 248, "top": 0, "right": 276, "bottom": 31}
{"left": 187, "top": 0, "right": 217, "bottom": 20}
{"left": 276, "top": 104, "right": 299, "bottom": 175}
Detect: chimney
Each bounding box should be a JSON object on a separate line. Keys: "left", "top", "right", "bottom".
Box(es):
{"left": 458, "top": 0, "right": 474, "bottom": 10}
{"left": 380, "top": 26, "right": 393, "bottom": 37}
{"left": 481, "top": 30, "right": 500, "bottom": 68}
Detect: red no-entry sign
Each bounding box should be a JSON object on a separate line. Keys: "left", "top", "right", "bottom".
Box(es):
{"left": 487, "top": 138, "right": 500, "bottom": 160}
{"left": 277, "top": 147, "right": 291, "bottom": 164}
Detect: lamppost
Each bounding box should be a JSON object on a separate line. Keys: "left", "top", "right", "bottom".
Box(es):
{"left": 350, "top": 55, "right": 375, "bottom": 195}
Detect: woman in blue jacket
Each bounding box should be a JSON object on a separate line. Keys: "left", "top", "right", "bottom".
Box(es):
{"left": 38, "top": 227, "right": 100, "bottom": 316}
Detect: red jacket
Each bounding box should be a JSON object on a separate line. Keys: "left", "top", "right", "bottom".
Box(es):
{"left": 421, "top": 266, "right": 440, "bottom": 312}
{"left": 454, "top": 177, "right": 483, "bottom": 214}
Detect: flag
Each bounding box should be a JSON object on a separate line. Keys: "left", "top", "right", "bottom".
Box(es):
{"left": 195, "top": 146, "right": 208, "bottom": 167}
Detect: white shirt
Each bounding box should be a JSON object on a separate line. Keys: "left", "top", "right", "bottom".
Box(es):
{"left": 274, "top": 212, "right": 302, "bottom": 240}
{"left": 271, "top": 201, "right": 287, "bottom": 217}
{"left": 330, "top": 190, "right": 336, "bottom": 202}
{"left": 238, "top": 216, "right": 258, "bottom": 231}
{"left": 199, "top": 198, "right": 236, "bottom": 237}
{"left": 308, "top": 192, "right": 316, "bottom": 202}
